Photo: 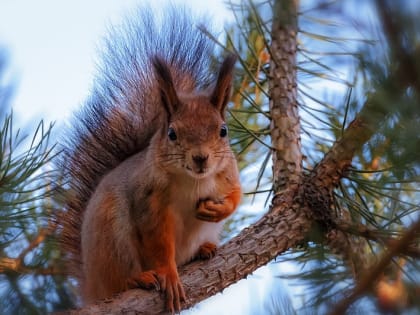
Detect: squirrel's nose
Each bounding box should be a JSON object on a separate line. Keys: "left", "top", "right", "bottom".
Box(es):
{"left": 192, "top": 154, "right": 208, "bottom": 168}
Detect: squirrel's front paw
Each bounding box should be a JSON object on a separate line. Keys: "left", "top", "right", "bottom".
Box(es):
{"left": 127, "top": 270, "right": 161, "bottom": 290}
{"left": 196, "top": 199, "right": 233, "bottom": 222}
{"left": 128, "top": 268, "right": 185, "bottom": 313}
{"left": 195, "top": 241, "right": 217, "bottom": 260}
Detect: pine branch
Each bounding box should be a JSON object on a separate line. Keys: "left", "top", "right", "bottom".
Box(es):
{"left": 329, "top": 217, "right": 420, "bottom": 315}
{"left": 301, "top": 83, "right": 411, "bottom": 284}
{"left": 17, "top": 228, "right": 49, "bottom": 261}
{"left": 375, "top": 0, "right": 420, "bottom": 93}
{"left": 0, "top": 257, "right": 63, "bottom": 276}
{"left": 0, "top": 226, "right": 63, "bottom": 276}
{"left": 300, "top": 0, "right": 420, "bottom": 275}
{"left": 309, "top": 97, "right": 388, "bottom": 190}
{"left": 335, "top": 220, "right": 420, "bottom": 259}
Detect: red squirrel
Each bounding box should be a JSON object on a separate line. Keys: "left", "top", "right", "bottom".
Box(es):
{"left": 59, "top": 7, "right": 241, "bottom": 313}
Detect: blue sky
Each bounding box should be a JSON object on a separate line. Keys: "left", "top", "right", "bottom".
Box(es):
{"left": 0, "top": 0, "right": 233, "bottom": 126}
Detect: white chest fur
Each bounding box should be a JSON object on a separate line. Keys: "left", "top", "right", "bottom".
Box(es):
{"left": 169, "top": 175, "right": 223, "bottom": 265}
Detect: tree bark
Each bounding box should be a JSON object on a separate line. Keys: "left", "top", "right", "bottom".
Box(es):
{"left": 269, "top": 0, "right": 301, "bottom": 193}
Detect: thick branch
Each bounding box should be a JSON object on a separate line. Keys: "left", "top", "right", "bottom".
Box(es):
{"left": 310, "top": 98, "right": 387, "bottom": 189}
{"left": 62, "top": 188, "right": 312, "bottom": 314}
{"left": 269, "top": 0, "right": 302, "bottom": 192}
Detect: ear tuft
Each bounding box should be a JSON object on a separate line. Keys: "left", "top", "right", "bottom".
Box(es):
{"left": 210, "top": 54, "right": 237, "bottom": 117}
{"left": 152, "top": 56, "right": 179, "bottom": 116}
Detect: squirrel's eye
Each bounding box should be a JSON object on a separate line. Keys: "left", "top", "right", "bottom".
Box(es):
{"left": 168, "top": 127, "right": 177, "bottom": 141}
{"left": 220, "top": 124, "right": 228, "bottom": 138}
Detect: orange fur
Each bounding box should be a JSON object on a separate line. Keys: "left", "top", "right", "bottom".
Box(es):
{"left": 196, "top": 186, "right": 242, "bottom": 222}
{"left": 81, "top": 193, "right": 134, "bottom": 302}
{"left": 128, "top": 192, "right": 185, "bottom": 312}
{"left": 67, "top": 41, "right": 240, "bottom": 313}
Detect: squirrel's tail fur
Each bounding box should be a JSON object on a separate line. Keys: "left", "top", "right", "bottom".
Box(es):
{"left": 58, "top": 7, "right": 219, "bottom": 280}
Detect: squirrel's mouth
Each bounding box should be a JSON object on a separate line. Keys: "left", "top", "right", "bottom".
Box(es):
{"left": 186, "top": 165, "right": 210, "bottom": 179}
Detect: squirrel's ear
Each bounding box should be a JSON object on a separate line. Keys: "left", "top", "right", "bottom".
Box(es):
{"left": 152, "top": 56, "right": 179, "bottom": 116}
{"left": 210, "top": 54, "right": 236, "bottom": 117}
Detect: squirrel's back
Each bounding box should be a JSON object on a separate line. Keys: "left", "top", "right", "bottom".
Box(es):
{"left": 58, "top": 7, "right": 221, "bottom": 280}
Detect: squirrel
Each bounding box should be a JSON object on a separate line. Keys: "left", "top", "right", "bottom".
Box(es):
{"left": 58, "top": 6, "right": 241, "bottom": 313}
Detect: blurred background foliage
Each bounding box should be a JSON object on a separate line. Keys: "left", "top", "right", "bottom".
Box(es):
{"left": 0, "top": 50, "right": 75, "bottom": 313}
{"left": 0, "top": 0, "right": 419, "bottom": 314}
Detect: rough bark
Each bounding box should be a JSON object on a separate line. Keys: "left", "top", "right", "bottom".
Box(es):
{"left": 269, "top": 0, "right": 301, "bottom": 192}
{"left": 302, "top": 98, "right": 390, "bottom": 278}
{"left": 305, "top": 97, "right": 387, "bottom": 225}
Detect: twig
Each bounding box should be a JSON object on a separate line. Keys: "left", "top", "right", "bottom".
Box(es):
{"left": 329, "top": 218, "right": 420, "bottom": 315}
{"left": 335, "top": 220, "right": 420, "bottom": 258}
{"left": 375, "top": 0, "right": 420, "bottom": 93}
{"left": 17, "top": 228, "right": 49, "bottom": 261}
{"left": 0, "top": 224, "right": 63, "bottom": 276}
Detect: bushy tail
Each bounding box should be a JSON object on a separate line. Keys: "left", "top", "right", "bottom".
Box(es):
{"left": 57, "top": 6, "right": 219, "bottom": 279}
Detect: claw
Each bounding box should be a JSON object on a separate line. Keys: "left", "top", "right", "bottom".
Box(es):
{"left": 195, "top": 242, "right": 217, "bottom": 260}
{"left": 129, "top": 268, "right": 184, "bottom": 313}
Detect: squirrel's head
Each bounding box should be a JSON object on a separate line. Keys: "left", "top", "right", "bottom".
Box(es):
{"left": 152, "top": 54, "right": 236, "bottom": 179}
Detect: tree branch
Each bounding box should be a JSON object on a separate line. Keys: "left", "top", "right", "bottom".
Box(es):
{"left": 335, "top": 220, "right": 420, "bottom": 259}
{"left": 0, "top": 256, "right": 63, "bottom": 276}
{"left": 329, "top": 217, "right": 420, "bottom": 315}
{"left": 18, "top": 228, "right": 49, "bottom": 261}
{"left": 302, "top": 0, "right": 420, "bottom": 290}
{"left": 61, "top": 187, "right": 312, "bottom": 314}
{"left": 309, "top": 97, "right": 387, "bottom": 190}
{"left": 308, "top": 0, "right": 420, "bottom": 192}
{"left": 375, "top": 0, "right": 420, "bottom": 93}
{"left": 0, "top": 227, "right": 63, "bottom": 276}
{"left": 269, "top": 0, "right": 302, "bottom": 192}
